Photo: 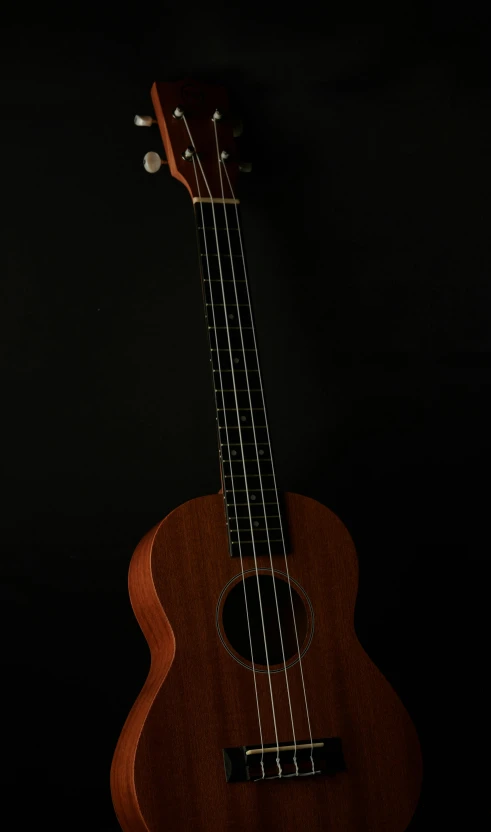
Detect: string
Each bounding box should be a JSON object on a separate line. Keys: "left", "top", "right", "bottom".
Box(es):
{"left": 221, "top": 148, "right": 316, "bottom": 774}
{"left": 185, "top": 120, "right": 270, "bottom": 778}
{"left": 213, "top": 120, "right": 301, "bottom": 777}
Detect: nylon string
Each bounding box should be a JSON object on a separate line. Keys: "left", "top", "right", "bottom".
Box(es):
{"left": 213, "top": 119, "right": 302, "bottom": 777}
{"left": 220, "top": 143, "right": 316, "bottom": 775}
{"left": 184, "top": 118, "right": 273, "bottom": 777}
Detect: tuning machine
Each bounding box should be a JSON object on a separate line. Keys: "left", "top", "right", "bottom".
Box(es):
{"left": 134, "top": 114, "right": 157, "bottom": 127}
{"left": 143, "top": 151, "right": 168, "bottom": 173}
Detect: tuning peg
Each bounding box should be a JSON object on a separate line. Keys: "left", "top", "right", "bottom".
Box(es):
{"left": 134, "top": 114, "right": 156, "bottom": 127}
{"left": 143, "top": 151, "right": 167, "bottom": 173}
{"left": 238, "top": 161, "right": 252, "bottom": 173}
{"left": 232, "top": 119, "right": 244, "bottom": 138}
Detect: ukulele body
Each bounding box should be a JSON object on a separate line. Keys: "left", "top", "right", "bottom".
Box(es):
{"left": 111, "top": 490, "right": 422, "bottom": 832}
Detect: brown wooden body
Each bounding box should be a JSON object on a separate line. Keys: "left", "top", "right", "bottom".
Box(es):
{"left": 111, "top": 491, "right": 422, "bottom": 832}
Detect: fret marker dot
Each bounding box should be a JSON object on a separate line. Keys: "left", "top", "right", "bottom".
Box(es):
{"left": 250, "top": 494, "right": 256, "bottom": 500}
{"left": 233, "top": 357, "right": 239, "bottom": 364}
{"left": 228, "top": 313, "right": 235, "bottom": 319}
{"left": 240, "top": 415, "right": 247, "bottom": 422}
{"left": 259, "top": 449, "right": 264, "bottom": 455}
{"left": 231, "top": 450, "right": 237, "bottom": 456}
{"left": 253, "top": 521, "right": 259, "bottom": 527}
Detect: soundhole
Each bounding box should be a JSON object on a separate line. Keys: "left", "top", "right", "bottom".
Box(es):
{"left": 221, "top": 575, "right": 308, "bottom": 666}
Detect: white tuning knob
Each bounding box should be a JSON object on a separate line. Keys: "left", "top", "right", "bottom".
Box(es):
{"left": 143, "top": 151, "right": 164, "bottom": 173}
{"left": 134, "top": 114, "right": 155, "bottom": 127}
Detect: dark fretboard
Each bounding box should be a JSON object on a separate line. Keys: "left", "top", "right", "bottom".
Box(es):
{"left": 194, "top": 199, "right": 288, "bottom": 558}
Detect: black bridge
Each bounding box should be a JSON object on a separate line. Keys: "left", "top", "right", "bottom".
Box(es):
{"left": 223, "top": 737, "right": 345, "bottom": 782}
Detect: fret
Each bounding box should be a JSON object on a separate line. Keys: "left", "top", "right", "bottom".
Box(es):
{"left": 224, "top": 456, "right": 271, "bottom": 463}
{"left": 217, "top": 413, "right": 266, "bottom": 429}
{"left": 225, "top": 488, "right": 276, "bottom": 493}
{"left": 224, "top": 492, "right": 277, "bottom": 500}
{"left": 229, "top": 529, "right": 282, "bottom": 538}
{"left": 223, "top": 478, "right": 276, "bottom": 492}
{"left": 229, "top": 512, "right": 281, "bottom": 522}
{"left": 229, "top": 522, "right": 282, "bottom": 528}
{"left": 229, "top": 527, "right": 282, "bottom": 534}
{"left": 224, "top": 469, "right": 275, "bottom": 480}
{"left": 228, "top": 531, "right": 283, "bottom": 538}
{"left": 229, "top": 540, "right": 285, "bottom": 556}
{"left": 230, "top": 535, "right": 283, "bottom": 546}
{"left": 194, "top": 198, "right": 239, "bottom": 204}
{"left": 229, "top": 525, "right": 281, "bottom": 532}
{"left": 201, "top": 253, "right": 243, "bottom": 259}
{"left": 226, "top": 501, "right": 280, "bottom": 516}
{"left": 231, "top": 538, "right": 283, "bottom": 544}
{"left": 218, "top": 412, "right": 266, "bottom": 424}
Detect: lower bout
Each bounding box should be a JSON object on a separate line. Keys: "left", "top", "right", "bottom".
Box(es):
{"left": 122, "top": 492, "right": 422, "bottom": 831}
{"left": 132, "top": 678, "right": 422, "bottom": 832}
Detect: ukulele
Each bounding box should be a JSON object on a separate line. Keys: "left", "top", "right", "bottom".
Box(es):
{"left": 111, "top": 78, "right": 423, "bottom": 832}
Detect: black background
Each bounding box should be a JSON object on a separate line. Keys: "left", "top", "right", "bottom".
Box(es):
{"left": 1, "top": 5, "right": 489, "bottom": 830}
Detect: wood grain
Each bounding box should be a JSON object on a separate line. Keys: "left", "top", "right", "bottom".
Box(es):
{"left": 111, "top": 491, "right": 422, "bottom": 831}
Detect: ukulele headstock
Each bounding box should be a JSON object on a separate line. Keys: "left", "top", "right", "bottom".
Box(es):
{"left": 149, "top": 79, "right": 240, "bottom": 201}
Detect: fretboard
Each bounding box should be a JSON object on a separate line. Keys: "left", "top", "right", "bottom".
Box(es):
{"left": 194, "top": 200, "right": 288, "bottom": 558}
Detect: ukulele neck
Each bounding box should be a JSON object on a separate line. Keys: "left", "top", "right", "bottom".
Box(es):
{"left": 193, "top": 198, "right": 288, "bottom": 558}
